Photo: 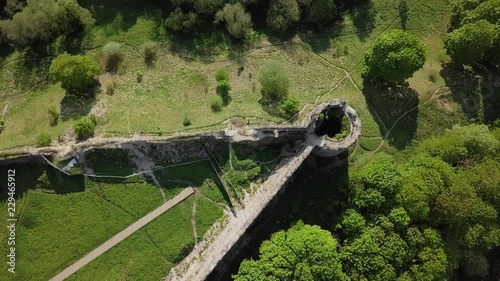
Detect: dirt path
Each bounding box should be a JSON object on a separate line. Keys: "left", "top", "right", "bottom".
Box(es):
{"left": 49, "top": 187, "right": 194, "bottom": 281}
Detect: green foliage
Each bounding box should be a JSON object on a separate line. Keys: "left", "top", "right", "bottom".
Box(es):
{"left": 234, "top": 222, "right": 347, "bottom": 281}
{"left": 216, "top": 79, "right": 231, "bottom": 100}
{"left": 461, "top": 0, "right": 500, "bottom": 25}
{"left": 0, "top": 0, "right": 94, "bottom": 48}
{"left": 215, "top": 3, "right": 253, "bottom": 39}
{"left": 363, "top": 29, "right": 426, "bottom": 83}
{"left": 215, "top": 68, "right": 229, "bottom": 82}
{"left": 300, "top": 0, "right": 338, "bottom": 26}
{"left": 259, "top": 61, "right": 290, "bottom": 102}
{"left": 281, "top": 96, "right": 300, "bottom": 117}
{"left": 182, "top": 116, "right": 192, "bottom": 126}
{"left": 444, "top": 20, "right": 496, "bottom": 65}
{"left": 210, "top": 95, "right": 223, "bottom": 112}
{"left": 388, "top": 207, "right": 410, "bottom": 230}
{"left": 73, "top": 116, "right": 96, "bottom": 140}
{"left": 418, "top": 124, "right": 499, "bottom": 165}
{"left": 136, "top": 70, "right": 143, "bottom": 83}
{"left": 165, "top": 8, "right": 198, "bottom": 33}
{"left": 48, "top": 105, "right": 59, "bottom": 126}
{"left": 340, "top": 209, "right": 366, "bottom": 236}
{"left": 356, "top": 153, "right": 403, "bottom": 197}
{"left": 102, "top": 42, "right": 124, "bottom": 72}
{"left": 49, "top": 53, "right": 99, "bottom": 93}
{"left": 266, "top": 0, "right": 301, "bottom": 32}
{"left": 142, "top": 41, "right": 157, "bottom": 64}
{"left": 36, "top": 132, "right": 51, "bottom": 147}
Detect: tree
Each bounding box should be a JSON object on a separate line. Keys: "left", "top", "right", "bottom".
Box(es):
{"left": 259, "top": 61, "right": 290, "bottom": 102}
{"left": 266, "top": 0, "right": 301, "bottom": 32}
{"left": 300, "top": 0, "right": 338, "bottom": 26}
{"left": 165, "top": 7, "right": 198, "bottom": 33}
{"left": 233, "top": 222, "right": 347, "bottom": 281}
{"left": 363, "top": 29, "right": 426, "bottom": 83}
{"left": 340, "top": 209, "right": 366, "bottom": 236}
{"left": 49, "top": 53, "right": 99, "bottom": 93}
{"left": 418, "top": 124, "right": 499, "bottom": 165}
{"left": 461, "top": 0, "right": 500, "bottom": 25}
{"left": 0, "top": 0, "right": 94, "bottom": 48}
{"left": 215, "top": 3, "right": 253, "bottom": 39}
{"left": 444, "top": 20, "right": 496, "bottom": 65}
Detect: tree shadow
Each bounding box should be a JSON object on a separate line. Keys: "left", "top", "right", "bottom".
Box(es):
{"left": 440, "top": 63, "right": 500, "bottom": 123}
{"left": 399, "top": 0, "right": 409, "bottom": 30}
{"left": 348, "top": 0, "right": 377, "bottom": 41}
{"left": 362, "top": 81, "right": 419, "bottom": 149}
{"left": 297, "top": 21, "right": 344, "bottom": 53}
{"left": 13, "top": 46, "right": 52, "bottom": 91}
{"left": 60, "top": 89, "right": 97, "bottom": 121}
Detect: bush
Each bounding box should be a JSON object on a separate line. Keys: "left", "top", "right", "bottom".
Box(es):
{"left": 142, "top": 41, "right": 157, "bottom": 64}
{"left": 215, "top": 3, "right": 253, "bottom": 38}
{"left": 210, "top": 95, "right": 223, "bottom": 112}
{"left": 281, "top": 97, "right": 300, "bottom": 116}
{"left": 266, "top": 0, "right": 301, "bottom": 31}
{"left": 259, "top": 61, "right": 290, "bottom": 102}
{"left": 183, "top": 116, "right": 192, "bottom": 126}
{"left": 217, "top": 79, "right": 232, "bottom": 99}
{"left": 363, "top": 29, "right": 426, "bottom": 83}
{"left": 49, "top": 53, "right": 99, "bottom": 93}
{"left": 73, "top": 116, "right": 96, "bottom": 140}
{"left": 103, "top": 80, "right": 115, "bottom": 94}
{"left": 215, "top": 68, "right": 229, "bottom": 82}
{"left": 36, "top": 133, "right": 52, "bottom": 147}
{"left": 0, "top": 0, "right": 94, "bottom": 48}
{"left": 0, "top": 120, "right": 5, "bottom": 134}
{"left": 165, "top": 8, "right": 198, "bottom": 33}
{"left": 136, "top": 70, "right": 144, "bottom": 83}
{"left": 48, "top": 106, "right": 59, "bottom": 126}
{"left": 102, "top": 42, "right": 123, "bottom": 72}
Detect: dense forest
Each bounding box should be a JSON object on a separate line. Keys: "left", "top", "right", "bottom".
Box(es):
{"left": 234, "top": 124, "right": 500, "bottom": 280}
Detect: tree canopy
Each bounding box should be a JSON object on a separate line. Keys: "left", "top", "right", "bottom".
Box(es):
{"left": 49, "top": 53, "right": 99, "bottom": 93}
{"left": 363, "top": 29, "right": 426, "bottom": 83}
{"left": 233, "top": 222, "right": 347, "bottom": 281}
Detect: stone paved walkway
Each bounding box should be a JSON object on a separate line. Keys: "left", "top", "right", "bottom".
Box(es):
{"left": 50, "top": 187, "right": 195, "bottom": 281}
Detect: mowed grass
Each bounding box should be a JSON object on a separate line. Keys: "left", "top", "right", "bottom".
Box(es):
{"left": 0, "top": 176, "right": 165, "bottom": 281}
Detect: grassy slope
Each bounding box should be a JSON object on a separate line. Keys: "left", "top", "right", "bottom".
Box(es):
{"left": 0, "top": 179, "right": 164, "bottom": 280}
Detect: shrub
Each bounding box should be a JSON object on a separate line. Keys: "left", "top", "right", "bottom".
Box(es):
{"left": 102, "top": 42, "right": 123, "bottom": 72}
{"left": 210, "top": 95, "right": 223, "bottom": 112}
{"left": 215, "top": 68, "right": 229, "bottom": 82}
{"left": 217, "top": 79, "right": 231, "bottom": 99}
{"left": 136, "top": 70, "right": 144, "bottom": 83}
{"left": 103, "top": 80, "right": 115, "bottom": 94}
{"left": 142, "top": 41, "right": 157, "bottom": 64}
{"left": 36, "top": 133, "right": 52, "bottom": 147}
{"left": 266, "top": 0, "right": 301, "bottom": 32}
{"left": 0, "top": 120, "right": 5, "bottom": 134}
{"left": 48, "top": 106, "right": 59, "bottom": 126}
{"left": 183, "top": 116, "right": 192, "bottom": 126}
{"left": 215, "top": 3, "right": 253, "bottom": 38}
{"left": 73, "top": 116, "right": 96, "bottom": 140}
{"left": 363, "top": 29, "right": 426, "bottom": 83}
{"left": 281, "top": 97, "right": 300, "bottom": 117}
{"left": 259, "top": 61, "right": 290, "bottom": 102}
{"left": 49, "top": 53, "right": 99, "bottom": 93}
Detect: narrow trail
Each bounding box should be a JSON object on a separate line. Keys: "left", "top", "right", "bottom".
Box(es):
{"left": 49, "top": 187, "right": 194, "bottom": 281}
{"left": 191, "top": 193, "right": 198, "bottom": 245}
